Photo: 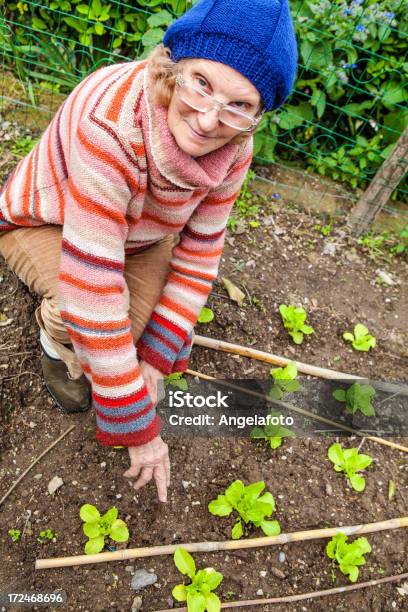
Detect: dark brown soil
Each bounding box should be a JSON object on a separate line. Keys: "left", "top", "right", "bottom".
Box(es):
{"left": 0, "top": 168, "right": 407, "bottom": 611}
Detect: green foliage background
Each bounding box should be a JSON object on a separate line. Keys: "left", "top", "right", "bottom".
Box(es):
{"left": 1, "top": 0, "right": 407, "bottom": 201}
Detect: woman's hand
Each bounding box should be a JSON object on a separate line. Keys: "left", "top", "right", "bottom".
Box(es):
{"left": 124, "top": 436, "right": 170, "bottom": 502}
{"left": 139, "top": 359, "right": 164, "bottom": 405}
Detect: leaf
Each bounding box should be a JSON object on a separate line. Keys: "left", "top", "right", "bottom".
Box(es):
{"left": 260, "top": 520, "right": 281, "bottom": 536}
{"left": 147, "top": 9, "right": 173, "bottom": 28}
{"left": 203, "top": 568, "right": 223, "bottom": 590}
{"left": 333, "top": 389, "right": 346, "bottom": 402}
{"left": 197, "top": 306, "right": 214, "bottom": 324}
{"left": 349, "top": 474, "right": 366, "bottom": 492}
{"left": 80, "top": 504, "right": 100, "bottom": 523}
{"left": 208, "top": 495, "right": 233, "bottom": 517}
{"left": 205, "top": 592, "right": 221, "bottom": 612}
{"left": 244, "top": 481, "right": 265, "bottom": 500}
{"left": 110, "top": 519, "right": 129, "bottom": 542}
{"left": 251, "top": 426, "right": 266, "bottom": 439}
{"left": 346, "top": 564, "right": 359, "bottom": 583}
{"left": 102, "top": 507, "right": 118, "bottom": 525}
{"left": 186, "top": 592, "right": 206, "bottom": 612}
{"left": 271, "top": 361, "right": 297, "bottom": 381}
{"left": 222, "top": 277, "right": 246, "bottom": 306}
{"left": 343, "top": 332, "right": 354, "bottom": 342}
{"left": 270, "top": 436, "right": 282, "bottom": 449}
{"left": 354, "top": 323, "right": 369, "bottom": 339}
{"left": 174, "top": 547, "right": 196, "bottom": 579}
{"left": 141, "top": 27, "right": 164, "bottom": 48}
{"left": 172, "top": 584, "right": 187, "bottom": 601}
{"left": 84, "top": 535, "right": 104, "bottom": 555}
{"left": 224, "top": 480, "right": 245, "bottom": 506}
{"left": 231, "top": 520, "right": 244, "bottom": 540}
{"left": 83, "top": 521, "right": 100, "bottom": 538}
{"left": 328, "top": 443, "right": 344, "bottom": 466}
{"left": 388, "top": 480, "right": 396, "bottom": 501}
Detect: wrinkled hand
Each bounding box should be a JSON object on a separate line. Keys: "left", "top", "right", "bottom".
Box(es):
{"left": 124, "top": 436, "right": 170, "bottom": 502}
{"left": 139, "top": 359, "right": 164, "bottom": 405}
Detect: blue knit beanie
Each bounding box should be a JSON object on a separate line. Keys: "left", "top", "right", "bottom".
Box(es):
{"left": 163, "top": 0, "right": 298, "bottom": 112}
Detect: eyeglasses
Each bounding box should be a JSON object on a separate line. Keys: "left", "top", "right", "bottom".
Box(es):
{"left": 175, "top": 74, "right": 263, "bottom": 132}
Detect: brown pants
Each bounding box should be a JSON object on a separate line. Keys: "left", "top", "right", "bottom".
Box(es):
{"left": 0, "top": 226, "right": 174, "bottom": 379}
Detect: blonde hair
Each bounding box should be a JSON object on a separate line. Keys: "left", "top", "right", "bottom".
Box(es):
{"left": 146, "top": 44, "right": 259, "bottom": 146}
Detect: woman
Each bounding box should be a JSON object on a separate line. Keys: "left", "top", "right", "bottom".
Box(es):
{"left": 0, "top": 0, "right": 297, "bottom": 502}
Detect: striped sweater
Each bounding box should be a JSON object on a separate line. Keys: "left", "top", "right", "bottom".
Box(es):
{"left": 0, "top": 60, "right": 253, "bottom": 446}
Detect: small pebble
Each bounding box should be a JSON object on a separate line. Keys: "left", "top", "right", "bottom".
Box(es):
{"left": 131, "top": 569, "right": 158, "bottom": 590}
{"left": 271, "top": 566, "right": 286, "bottom": 579}
{"left": 125, "top": 565, "right": 134, "bottom": 573}
{"left": 131, "top": 595, "right": 143, "bottom": 611}
{"left": 47, "top": 475, "right": 64, "bottom": 495}
{"left": 256, "top": 589, "right": 263, "bottom": 596}
{"left": 33, "top": 473, "right": 42, "bottom": 480}
{"left": 260, "top": 570, "right": 267, "bottom": 577}
{"left": 325, "top": 483, "right": 333, "bottom": 496}
{"left": 279, "top": 551, "right": 286, "bottom": 563}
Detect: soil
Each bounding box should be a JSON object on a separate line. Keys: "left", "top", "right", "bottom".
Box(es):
{"left": 0, "top": 158, "right": 407, "bottom": 612}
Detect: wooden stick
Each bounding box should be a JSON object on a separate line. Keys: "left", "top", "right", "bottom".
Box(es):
{"left": 155, "top": 571, "right": 408, "bottom": 611}
{"left": 186, "top": 369, "right": 408, "bottom": 453}
{"left": 192, "top": 335, "right": 408, "bottom": 397}
{"left": 0, "top": 425, "right": 75, "bottom": 507}
{"left": 35, "top": 516, "right": 408, "bottom": 570}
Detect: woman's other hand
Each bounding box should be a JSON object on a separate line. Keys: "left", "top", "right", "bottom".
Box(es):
{"left": 124, "top": 436, "right": 170, "bottom": 502}
{"left": 139, "top": 359, "right": 164, "bottom": 405}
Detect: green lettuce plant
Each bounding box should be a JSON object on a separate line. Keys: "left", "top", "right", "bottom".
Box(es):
{"left": 251, "top": 410, "right": 296, "bottom": 449}
{"left": 198, "top": 306, "right": 214, "bottom": 323}
{"left": 328, "top": 443, "right": 372, "bottom": 492}
{"left": 172, "top": 547, "right": 223, "bottom": 612}
{"left": 269, "top": 361, "right": 301, "bottom": 400}
{"left": 36, "top": 528, "right": 56, "bottom": 544}
{"left": 208, "top": 480, "right": 280, "bottom": 539}
{"left": 343, "top": 324, "right": 376, "bottom": 352}
{"left": 8, "top": 529, "right": 21, "bottom": 542}
{"left": 326, "top": 532, "right": 372, "bottom": 583}
{"left": 279, "top": 304, "right": 314, "bottom": 344}
{"left": 80, "top": 504, "right": 129, "bottom": 554}
{"left": 333, "top": 383, "right": 376, "bottom": 417}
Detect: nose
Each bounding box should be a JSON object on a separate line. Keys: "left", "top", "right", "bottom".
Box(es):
{"left": 196, "top": 107, "right": 220, "bottom": 133}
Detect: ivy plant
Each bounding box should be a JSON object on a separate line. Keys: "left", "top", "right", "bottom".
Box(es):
{"left": 172, "top": 547, "right": 223, "bottom": 612}
{"left": 328, "top": 443, "right": 372, "bottom": 492}
{"left": 326, "top": 532, "right": 372, "bottom": 583}
{"left": 343, "top": 324, "right": 376, "bottom": 352}
{"left": 80, "top": 504, "right": 129, "bottom": 554}
{"left": 279, "top": 304, "right": 314, "bottom": 344}
{"left": 208, "top": 480, "right": 280, "bottom": 539}
{"left": 333, "top": 383, "right": 376, "bottom": 417}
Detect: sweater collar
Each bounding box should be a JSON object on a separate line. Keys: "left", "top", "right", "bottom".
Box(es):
{"left": 141, "top": 63, "right": 241, "bottom": 190}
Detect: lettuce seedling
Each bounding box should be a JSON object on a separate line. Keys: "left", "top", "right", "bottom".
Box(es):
{"left": 198, "top": 307, "right": 214, "bottom": 323}
{"left": 326, "top": 532, "right": 372, "bottom": 582}
{"left": 36, "top": 528, "right": 56, "bottom": 544}
{"left": 343, "top": 324, "right": 376, "bottom": 352}
{"left": 208, "top": 480, "right": 280, "bottom": 539}
{"left": 269, "top": 361, "right": 301, "bottom": 400}
{"left": 251, "top": 410, "right": 296, "bottom": 449}
{"left": 279, "top": 304, "right": 314, "bottom": 344}
{"left": 8, "top": 529, "right": 21, "bottom": 542}
{"left": 172, "top": 547, "right": 223, "bottom": 612}
{"left": 165, "top": 372, "right": 188, "bottom": 391}
{"left": 80, "top": 504, "right": 129, "bottom": 554}
{"left": 328, "top": 443, "right": 372, "bottom": 492}
{"left": 333, "top": 383, "right": 376, "bottom": 417}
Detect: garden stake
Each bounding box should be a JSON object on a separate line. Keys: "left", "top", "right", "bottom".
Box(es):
{"left": 192, "top": 334, "right": 408, "bottom": 397}
{"left": 155, "top": 571, "right": 408, "bottom": 611}
{"left": 0, "top": 425, "right": 75, "bottom": 507}
{"left": 186, "top": 369, "right": 408, "bottom": 453}
{"left": 35, "top": 516, "right": 408, "bottom": 569}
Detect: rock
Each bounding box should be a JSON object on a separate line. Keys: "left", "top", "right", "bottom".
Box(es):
{"left": 260, "top": 570, "right": 267, "bottom": 577}
{"left": 376, "top": 269, "right": 396, "bottom": 286}
{"left": 131, "top": 595, "right": 143, "bottom": 611}
{"left": 278, "top": 551, "right": 286, "bottom": 563}
{"left": 47, "top": 475, "right": 64, "bottom": 495}
{"left": 131, "top": 569, "right": 158, "bottom": 590}
{"left": 271, "top": 566, "right": 286, "bottom": 579}
{"left": 256, "top": 589, "right": 264, "bottom": 596}
{"left": 33, "top": 473, "right": 42, "bottom": 480}
{"left": 325, "top": 483, "right": 333, "bottom": 496}
{"left": 322, "top": 242, "right": 336, "bottom": 256}
{"left": 125, "top": 565, "right": 134, "bottom": 573}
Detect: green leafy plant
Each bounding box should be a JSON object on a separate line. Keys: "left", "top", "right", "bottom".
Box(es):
{"left": 172, "top": 547, "right": 223, "bottom": 612}
{"left": 198, "top": 306, "right": 214, "bottom": 324}
{"left": 390, "top": 224, "right": 408, "bottom": 256}
{"left": 343, "top": 324, "right": 376, "bottom": 352}
{"left": 251, "top": 410, "right": 296, "bottom": 449}
{"left": 326, "top": 532, "right": 372, "bottom": 583}
{"left": 333, "top": 383, "right": 376, "bottom": 417}
{"left": 208, "top": 480, "right": 280, "bottom": 539}
{"left": 328, "top": 443, "right": 372, "bottom": 492}
{"left": 80, "top": 504, "right": 129, "bottom": 555}
{"left": 8, "top": 529, "right": 21, "bottom": 542}
{"left": 36, "top": 528, "right": 56, "bottom": 544}
{"left": 314, "top": 223, "right": 332, "bottom": 236}
{"left": 279, "top": 304, "right": 314, "bottom": 344}
{"left": 269, "top": 361, "right": 301, "bottom": 400}
{"left": 164, "top": 372, "right": 188, "bottom": 391}
{"left": 226, "top": 169, "right": 267, "bottom": 232}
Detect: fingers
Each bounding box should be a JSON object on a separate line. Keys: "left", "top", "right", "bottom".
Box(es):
{"left": 123, "top": 462, "right": 142, "bottom": 480}
{"left": 153, "top": 464, "right": 168, "bottom": 503}
{"left": 132, "top": 466, "right": 154, "bottom": 491}
{"left": 164, "top": 454, "right": 171, "bottom": 487}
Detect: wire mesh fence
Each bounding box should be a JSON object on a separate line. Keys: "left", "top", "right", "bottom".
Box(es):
{"left": 0, "top": 0, "right": 407, "bottom": 231}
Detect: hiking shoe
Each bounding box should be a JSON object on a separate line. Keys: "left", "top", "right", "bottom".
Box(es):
{"left": 41, "top": 352, "right": 91, "bottom": 413}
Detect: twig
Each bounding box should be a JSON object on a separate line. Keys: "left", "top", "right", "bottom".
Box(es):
{"left": 357, "top": 437, "right": 366, "bottom": 452}
{"left": 0, "top": 426, "right": 75, "bottom": 507}
{"left": 185, "top": 369, "right": 408, "bottom": 453}
{"left": 0, "top": 370, "right": 42, "bottom": 383}
{"left": 35, "top": 516, "right": 408, "bottom": 569}
{"left": 155, "top": 571, "right": 408, "bottom": 611}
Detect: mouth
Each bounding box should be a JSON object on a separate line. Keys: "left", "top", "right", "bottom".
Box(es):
{"left": 186, "top": 122, "right": 211, "bottom": 141}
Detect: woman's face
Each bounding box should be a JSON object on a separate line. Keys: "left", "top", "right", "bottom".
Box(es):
{"left": 167, "top": 58, "right": 261, "bottom": 157}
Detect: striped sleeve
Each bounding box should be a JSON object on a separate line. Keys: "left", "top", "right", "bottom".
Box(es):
{"left": 58, "top": 113, "right": 161, "bottom": 447}
{"left": 136, "top": 139, "right": 253, "bottom": 374}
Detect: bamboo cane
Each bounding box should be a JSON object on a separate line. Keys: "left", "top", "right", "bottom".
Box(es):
{"left": 155, "top": 571, "right": 408, "bottom": 611}
{"left": 192, "top": 334, "right": 408, "bottom": 397}
{"left": 35, "top": 516, "right": 408, "bottom": 570}
{"left": 186, "top": 369, "right": 408, "bottom": 453}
